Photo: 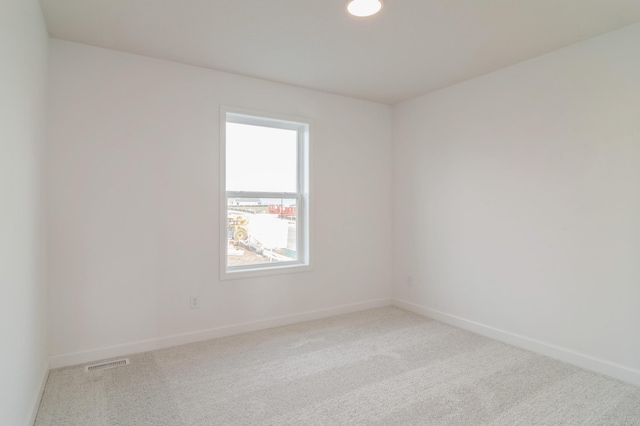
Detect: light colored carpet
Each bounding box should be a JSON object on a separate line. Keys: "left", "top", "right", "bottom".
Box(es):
{"left": 36, "top": 307, "right": 640, "bottom": 425}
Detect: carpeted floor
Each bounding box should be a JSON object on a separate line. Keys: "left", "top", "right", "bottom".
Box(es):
{"left": 35, "top": 307, "right": 640, "bottom": 425}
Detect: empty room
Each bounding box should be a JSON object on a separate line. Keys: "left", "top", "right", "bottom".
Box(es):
{"left": 2, "top": 0, "right": 640, "bottom": 425}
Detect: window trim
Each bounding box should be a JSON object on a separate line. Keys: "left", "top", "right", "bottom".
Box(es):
{"left": 220, "top": 106, "right": 312, "bottom": 280}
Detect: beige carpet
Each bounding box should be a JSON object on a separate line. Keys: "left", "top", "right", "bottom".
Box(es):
{"left": 36, "top": 307, "right": 640, "bottom": 425}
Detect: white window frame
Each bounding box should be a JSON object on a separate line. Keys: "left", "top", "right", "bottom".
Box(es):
{"left": 220, "top": 106, "right": 311, "bottom": 280}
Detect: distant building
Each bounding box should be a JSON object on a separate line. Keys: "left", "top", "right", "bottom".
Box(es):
{"left": 229, "top": 198, "right": 262, "bottom": 206}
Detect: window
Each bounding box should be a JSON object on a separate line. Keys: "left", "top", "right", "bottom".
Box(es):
{"left": 220, "top": 107, "right": 310, "bottom": 279}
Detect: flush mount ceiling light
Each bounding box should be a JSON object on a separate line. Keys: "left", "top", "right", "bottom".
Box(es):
{"left": 346, "top": 0, "right": 382, "bottom": 17}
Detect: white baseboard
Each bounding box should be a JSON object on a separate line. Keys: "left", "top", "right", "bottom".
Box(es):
{"left": 392, "top": 299, "right": 640, "bottom": 387}
{"left": 49, "top": 298, "right": 392, "bottom": 369}
{"left": 25, "top": 358, "right": 49, "bottom": 426}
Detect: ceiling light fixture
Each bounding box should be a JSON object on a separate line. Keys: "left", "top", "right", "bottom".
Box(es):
{"left": 346, "top": 0, "right": 382, "bottom": 17}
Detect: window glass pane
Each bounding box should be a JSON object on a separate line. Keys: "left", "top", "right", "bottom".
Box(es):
{"left": 226, "top": 122, "right": 297, "bottom": 192}
{"left": 227, "top": 197, "right": 297, "bottom": 267}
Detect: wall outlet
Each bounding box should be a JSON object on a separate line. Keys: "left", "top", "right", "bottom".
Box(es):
{"left": 190, "top": 296, "right": 200, "bottom": 310}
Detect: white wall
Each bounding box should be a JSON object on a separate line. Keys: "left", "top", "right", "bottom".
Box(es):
{"left": 0, "top": 0, "right": 49, "bottom": 424}
{"left": 47, "top": 40, "right": 393, "bottom": 363}
{"left": 393, "top": 23, "right": 640, "bottom": 382}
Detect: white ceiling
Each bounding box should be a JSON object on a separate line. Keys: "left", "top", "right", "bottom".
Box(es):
{"left": 40, "top": 0, "right": 640, "bottom": 104}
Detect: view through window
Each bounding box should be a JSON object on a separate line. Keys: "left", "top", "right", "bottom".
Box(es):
{"left": 223, "top": 111, "right": 309, "bottom": 275}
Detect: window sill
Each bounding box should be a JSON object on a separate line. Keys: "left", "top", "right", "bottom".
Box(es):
{"left": 220, "top": 262, "right": 312, "bottom": 281}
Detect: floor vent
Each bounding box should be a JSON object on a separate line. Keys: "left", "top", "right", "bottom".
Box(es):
{"left": 85, "top": 358, "right": 130, "bottom": 372}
